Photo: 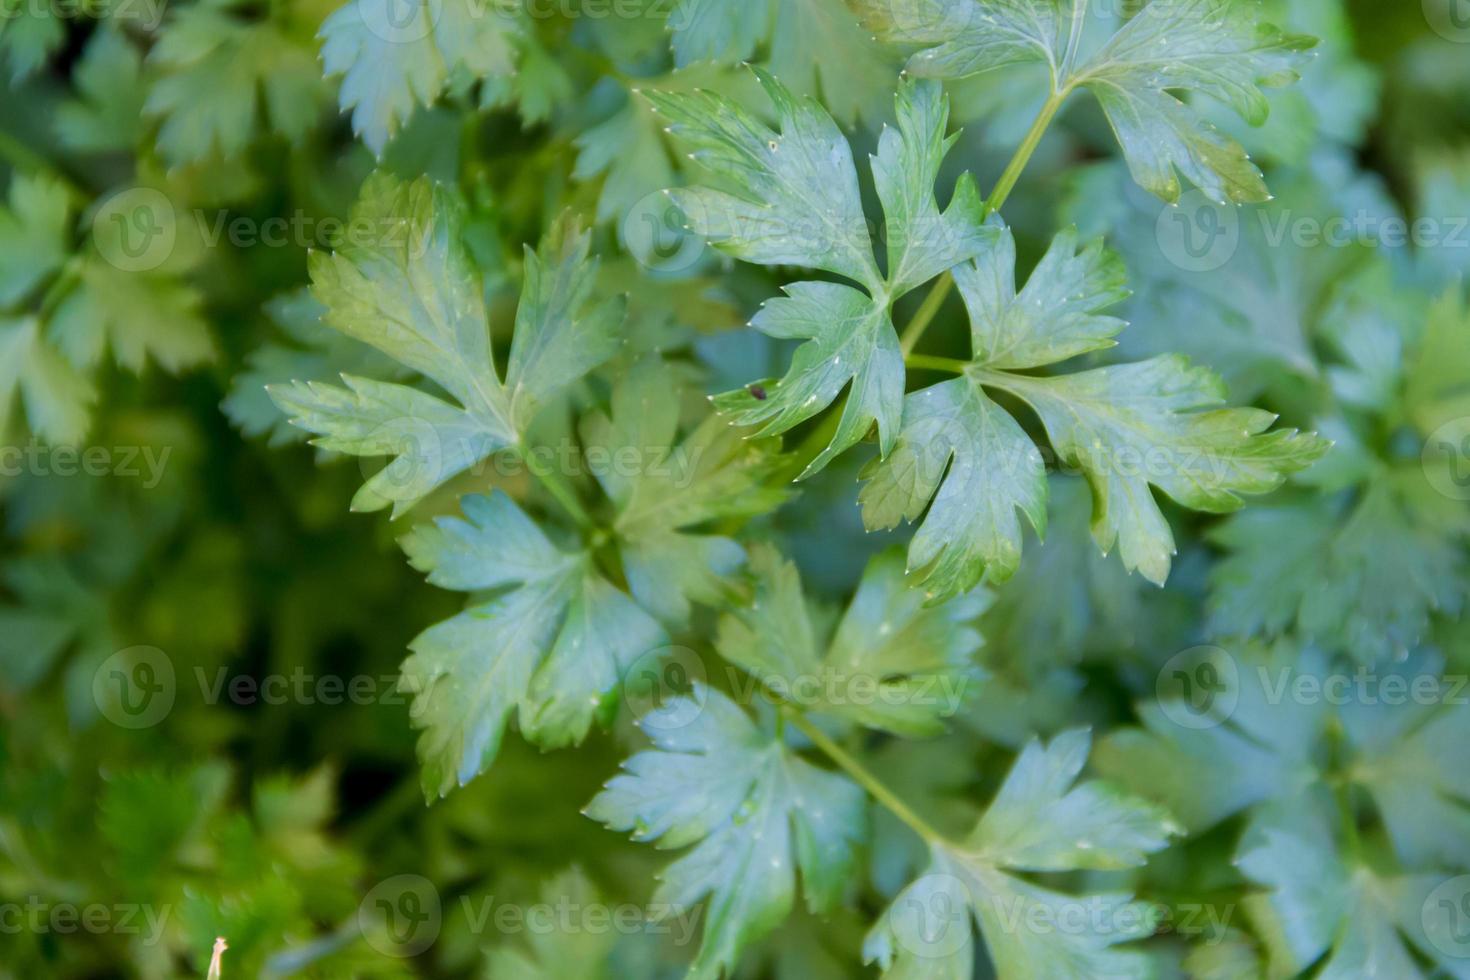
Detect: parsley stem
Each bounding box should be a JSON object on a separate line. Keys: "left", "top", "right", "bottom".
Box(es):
{"left": 527, "top": 458, "right": 595, "bottom": 530}
{"left": 0, "top": 128, "right": 86, "bottom": 199}
{"left": 896, "top": 88, "right": 1067, "bottom": 358}
{"left": 782, "top": 706, "right": 949, "bottom": 847}
{"left": 898, "top": 271, "right": 955, "bottom": 356}
{"left": 904, "top": 354, "right": 969, "bottom": 375}
{"left": 777, "top": 397, "right": 846, "bottom": 482}
{"left": 986, "top": 88, "right": 1067, "bottom": 219}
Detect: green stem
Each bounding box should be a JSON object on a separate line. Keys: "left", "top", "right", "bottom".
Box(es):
{"left": 898, "top": 271, "right": 955, "bottom": 356}
{"left": 777, "top": 398, "right": 845, "bottom": 482}
{"left": 896, "top": 89, "right": 1068, "bottom": 357}
{"left": 345, "top": 775, "right": 424, "bottom": 846}
{"left": 0, "top": 129, "right": 53, "bottom": 177}
{"left": 985, "top": 88, "right": 1067, "bottom": 219}
{"left": 0, "top": 128, "right": 86, "bottom": 198}
{"left": 1325, "top": 718, "right": 1363, "bottom": 861}
{"left": 904, "top": 354, "right": 970, "bottom": 375}
{"left": 525, "top": 454, "right": 595, "bottom": 530}
{"left": 37, "top": 259, "right": 81, "bottom": 319}
{"left": 782, "top": 707, "right": 949, "bottom": 847}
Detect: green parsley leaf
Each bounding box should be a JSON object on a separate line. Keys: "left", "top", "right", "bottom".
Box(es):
{"left": 269, "top": 173, "right": 624, "bottom": 516}
{"left": 0, "top": 171, "right": 70, "bottom": 307}
{"left": 655, "top": 71, "right": 992, "bottom": 474}
{"left": 56, "top": 28, "right": 148, "bottom": 153}
{"left": 715, "top": 544, "right": 986, "bottom": 736}
{"left": 320, "top": 0, "right": 521, "bottom": 155}
{"left": 1239, "top": 801, "right": 1470, "bottom": 979}
{"left": 1208, "top": 477, "right": 1466, "bottom": 663}
{"left": 1094, "top": 643, "right": 1326, "bottom": 833}
{"left": 666, "top": 0, "right": 893, "bottom": 125}
{"left": 857, "top": 0, "right": 1316, "bottom": 203}
{"left": 400, "top": 491, "right": 666, "bottom": 798}
{"left": 1100, "top": 644, "right": 1470, "bottom": 870}
{"left": 224, "top": 290, "right": 409, "bottom": 447}
{"left": 862, "top": 222, "right": 1327, "bottom": 598}
{"left": 1405, "top": 289, "right": 1470, "bottom": 436}
{"left": 587, "top": 683, "right": 866, "bottom": 979}
{"left": 146, "top": 1, "right": 327, "bottom": 166}
{"left": 582, "top": 356, "right": 789, "bottom": 626}
{"left": 667, "top": 0, "right": 770, "bottom": 67}
{"left": 0, "top": 0, "right": 65, "bottom": 81}
{"left": 484, "top": 868, "right": 621, "bottom": 978}
{"left": 865, "top": 729, "right": 1177, "bottom": 978}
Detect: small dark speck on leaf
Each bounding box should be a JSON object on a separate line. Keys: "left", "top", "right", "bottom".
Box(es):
{"left": 749, "top": 385, "right": 768, "bottom": 401}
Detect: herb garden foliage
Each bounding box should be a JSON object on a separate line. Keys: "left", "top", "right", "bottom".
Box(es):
{"left": 1, "top": 1, "right": 1468, "bottom": 978}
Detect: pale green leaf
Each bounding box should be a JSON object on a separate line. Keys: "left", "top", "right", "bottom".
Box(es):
{"left": 864, "top": 224, "right": 1327, "bottom": 591}
{"left": 587, "top": 684, "right": 865, "bottom": 980}
{"left": 320, "top": 0, "right": 521, "bottom": 155}
{"left": 146, "top": 4, "right": 327, "bottom": 165}
{"left": 270, "top": 174, "right": 622, "bottom": 515}
{"left": 399, "top": 491, "right": 666, "bottom": 798}
{"left": 859, "top": 0, "right": 1316, "bottom": 203}
{"left": 649, "top": 68, "right": 879, "bottom": 289}
{"left": 0, "top": 172, "right": 70, "bottom": 308}
{"left": 710, "top": 282, "right": 904, "bottom": 476}
{"left": 583, "top": 358, "right": 788, "bottom": 624}
{"left": 859, "top": 376, "right": 1047, "bottom": 601}
{"left": 716, "top": 545, "right": 985, "bottom": 736}
{"left": 865, "top": 730, "right": 1176, "bottom": 979}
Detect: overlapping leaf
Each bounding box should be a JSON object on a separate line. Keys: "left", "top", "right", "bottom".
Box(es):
{"left": 862, "top": 222, "right": 1327, "bottom": 600}
{"left": 146, "top": 0, "right": 328, "bottom": 165}
{"left": 0, "top": 173, "right": 212, "bottom": 445}
{"left": 582, "top": 357, "right": 789, "bottom": 625}
{"left": 399, "top": 490, "right": 667, "bottom": 798}
{"left": 653, "top": 71, "right": 991, "bottom": 474}
{"left": 269, "top": 172, "right": 625, "bottom": 516}
{"left": 1098, "top": 644, "right": 1470, "bottom": 871}
{"left": 1238, "top": 798, "right": 1470, "bottom": 979}
{"left": 716, "top": 545, "right": 986, "bottom": 735}
{"left": 1210, "top": 288, "right": 1470, "bottom": 662}
{"left": 666, "top": 0, "right": 893, "bottom": 125}
{"left": 855, "top": 0, "right": 1316, "bottom": 203}
{"left": 320, "top": 0, "right": 523, "bottom": 155}
{"left": 587, "top": 684, "right": 866, "bottom": 980}
{"left": 865, "top": 730, "right": 1177, "bottom": 978}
